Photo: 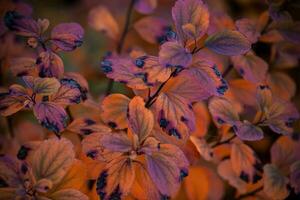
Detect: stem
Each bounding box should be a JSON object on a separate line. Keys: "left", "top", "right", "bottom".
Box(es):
{"left": 105, "top": 0, "right": 135, "bottom": 95}
{"left": 6, "top": 116, "right": 14, "bottom": 138}
{"left": 145, "top": 70, "right": 177, "bottom": 108}
{"left": 222, "top": 64, "right": 233, "bottom": 78}
{"left": 66, "top": 107, "right": 74, "bottom": 122}
{"left": 236, "top": 186, "right": 263, "bottom": 200}
{"left": 211, "top": 134, "right": 236, "bottom": 148}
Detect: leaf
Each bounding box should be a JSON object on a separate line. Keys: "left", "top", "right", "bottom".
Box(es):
{"left": 276, "top": 21, "right": 300, "bottom": 43}
{"left": 33, "top": 77, "right": 60, "bottom": 96}
{"left": 31, "top": 138, "right": 75, "bottom": 184}
{"left": 263, "top": 164, "right": 289, "bottom": 199}
{"left": 67, "top": 118, "right": 110, "bottom": 136}
{"left": 36, "top": 51, "right": 64, "bottom": 78}
{"left": 227, "top": 79, "right": 257, "bottom": 107}
{"left": 50, "top": 160, "right": 87, "bottom": 191}
{"left": 33, "top": 102, "right": 68, "bottom": 134}
{"left": 208, "top": 97, "right": 239, "bottom": 125}
{"left": 190, "top": 136, "right": 213, "bottom": 161}
{"left": 0, "top": 156, "right": 23, "bottom": 187}
{"left": 103, "top": 55, "right": 171, "bottom": 89}
{"left": 145, "top": 147, "right": 186, "bottom": 196}
{"left": 184, "top": 166, "right": 224, "bottom": 200}
{"left": 101, "top": 132, "right": 133, "bottom": 153}
{"left": 204, "top": 30, "right": 251, "bottom": 56}
{"left": 134, "top": 0, "right": 157, "bottom": 14}
{"left": 172, "top": 0, "right": 209, "bottom": 43}
{"left": 96, "top": 156, "right": 135, "bottom": 199}
{"left": 235, "top": 18, "right": 260, "bottom": 43}
{"left": 0, "top": 85, "right": 30, "bottom": 116}
{"left": 130, "top": 163, "right": 161, "bottom": 200}
{"left": 256, "top": 84, "right": 273, "bottom": 112}
{"left": 267, "top": 72, "right": 296, "bottom": 100}
{"left": 260, "top": 96, "right": 299, "bottom": 135}
{"left": 290, "top": 161, "right": 300, "bottom": 194}
{"left": 101, "top": 94, "right": 130, "bottom": 129}
{"left": 233, "top": 121, "right": 264, "bottom": 141}
{"left": 134, "top": 16, "right": 170, "bottom": 44}
{"left": 270, "top": 136, "right": 300, "bottom": 174}
{"left": 217, "top": 159, "right": 247, "bottom": 193}
{"left": 51, "top": 23, "right": 84, "bottom": 51}
{"left": 82, "top": 133, "right": 118, "bottom": 162}
{"left": 4, "top": 11, "right": 39, "bottom": 37}
{"left": 231, "top": 140, "right": 262, "bottom": 183}
{"left": 128, "top": 96, "right": 154, "bottom": 142}
{"left": 88, "top": 6, "right": 119, "bottom": 40}
{"left": 231, "top": 52, "right": 268, "bottom": 83}
{"left": 191, "top": 102, "right": 210, "bottom": 137}
{"left": 188, "top": 55, "right": 228, "bottom": 96}
{"left": 49, "top": 189, "right": 88, "bottom": 200}
{"left": 52, "top": 78, "right": 84, "bottom": 106}
{"left": 9, "top": 57, "right": 37, "bottom": 77}
{"left": 161, "top": 70, "right": 212, "bottom": 102}
{"left": 155, "top": 92, "right": 195, "bottom": 140}
{"left": 159, "top": 41, "right": 192, "bottom": 68}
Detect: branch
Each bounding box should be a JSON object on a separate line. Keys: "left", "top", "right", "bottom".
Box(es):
{"left": 211, "top": 134, "right": 236, "bottom": 148}
{"left": 105, "top": 0, "right": 136, "bottom": 95}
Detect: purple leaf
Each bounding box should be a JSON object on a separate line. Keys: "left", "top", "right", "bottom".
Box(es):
{"left": 159, "top": 41, "right": 192, "bottom": 68}
{"left": 172, "top": 0, "right": 209, "bottom": 43}
{"left": 4, "top": 11, "right": 39, "bottom": 37}
{"left": 51, "top": 23, "right": 84, "bottom": 51}
{"left": 204, "top": 30, "right": 251, "bottom": 56}
{"left": 33, "top": 102, "right": 68, "bottom": 134}
{"left": 233, "top": 121, "right": 264, "bottom": 141}
{"left": 36, "top": 51, "right": 64, "bottom": 78}
{"left": 134, "top": 0, "right": 157, "bottom": 14}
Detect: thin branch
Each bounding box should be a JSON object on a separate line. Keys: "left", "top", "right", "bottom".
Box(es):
{"left": 66, "top": 106, "right": 74, "bottom": 122}
{"left": 222, "top": 64, "right": 233, "bottom": 78}
{"left": 145, "top": 70, "right": 177, "bottom": 108}
{"left": 211, "top": 134, "right": 236, "bottom": 148}
{"left": 105, "top": 0, "right": 136, "bottom": 95}
{"left": 6, "top": 116, "right": 14, "bottom": 138}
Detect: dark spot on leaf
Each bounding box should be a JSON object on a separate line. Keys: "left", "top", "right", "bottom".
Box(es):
{"left": 108, "top": 121, "right": 117, "bottom": 129}
{"left": 85, "top": 119, "right": 96, "bottom": 125}
{"left": 80, "top": 128, "right": 93, "bottom": 135}
{"left": 101, "top": 60, "right": 113, "bottom": 73}
{"left": 108, "top": 185, "right": 122, "bottom": 200}
{"left": 86, "top": 150, "right": 98, "bottom": 159}
{"left": 239, "top": 171, "right": 249, "bottom": 183}
{"left": 179, "top": 169, "right": 188, "bottom": 181}
{"left": 21, "top": 163, "right": 28, "bottom": 174}
{"left": 159, "top": 118, "right": 169, "bottom": 129}
{"left": 168, "top": 128, "right": 182, "bottom": 139}
{"left": 17, "top": 145, "right": 30, "bottom": 160}
{"left": 87, "top": 179, "right": 96, "bottom": 191}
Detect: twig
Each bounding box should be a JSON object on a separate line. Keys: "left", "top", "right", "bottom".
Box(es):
{"left": 105, "top": 0, "right": 135, "bottom": 95}
{"left": 66, "top": 106, "right": 74, "bottom": 122}
{"left": 222, "top": 64, "right": 233, "bottom": 78}
{"left": 145, "top": 70, "right": 177, "bottom": 108}
{"left": 6, "top": 116, "right": 14, "bottom": 138}
{"left": 211, "top": 134, "right": 236, "bottom": 148}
